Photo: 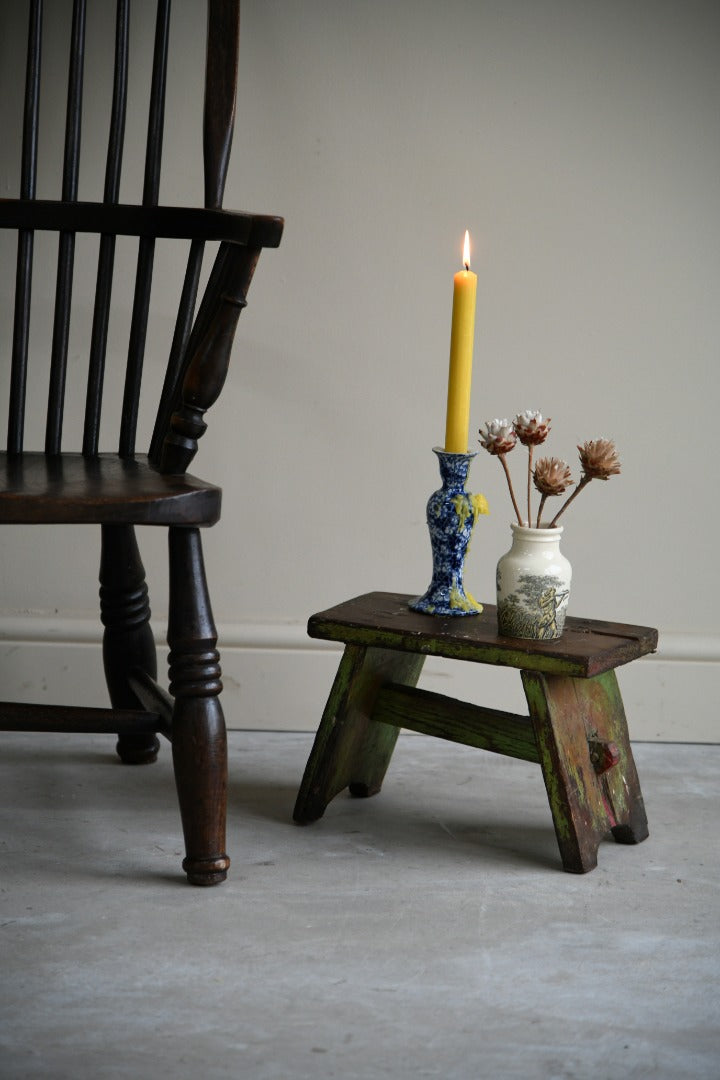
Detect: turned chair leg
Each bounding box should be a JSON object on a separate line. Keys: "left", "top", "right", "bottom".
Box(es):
{"left": 167, "top": 526, "right": 230, "bottom": 886}
{"left": 100, "top": 524, "right": 160, "bottom": 764}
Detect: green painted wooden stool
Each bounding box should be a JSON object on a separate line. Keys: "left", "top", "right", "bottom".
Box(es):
{"left": 293, "top": 592, "right": 658, "bottom": 873}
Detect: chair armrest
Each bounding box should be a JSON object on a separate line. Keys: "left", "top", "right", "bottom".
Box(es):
{"left": 0, "top": 199, "right": 283, "bottom": 247}
{"left": 160, "top": 241, "right": 260, "bottom": 474}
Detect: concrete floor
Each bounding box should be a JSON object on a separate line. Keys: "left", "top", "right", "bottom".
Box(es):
{"left": 1, "top": 732, "right": 718, "bottom": 1080}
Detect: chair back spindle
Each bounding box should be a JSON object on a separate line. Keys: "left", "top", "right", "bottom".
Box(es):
{"left": 45, "top": 0, "right": 87, "bottom": 456}
{"left": 204, "top": 0, "right": 241, "bottom": 212}
{"left": 119, "top": 0, "right": 171, "bottom": 459}
{"left": 8, "top": 0, "right": 43, "bottom": 456}
{"left": 83, "top": 0, "right": 130, "bottom": 457}
{"left": 3, "top": 0, "right": 282, "bottom": 468}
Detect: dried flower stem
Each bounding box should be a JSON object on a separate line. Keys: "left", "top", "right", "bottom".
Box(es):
{"left": 527, "top": 445, "right": 534, "bottom": 528}
{"left": 536, "top": 493, "right": 548, "bottom": 529}
{"left": 499, "top": 453, "right": 524, "bottom": 525}
{"left": 548, "top": 475, "right": 591, "bottom": 527}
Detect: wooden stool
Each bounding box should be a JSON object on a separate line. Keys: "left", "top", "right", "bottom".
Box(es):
{"left": 294, "top": 592, "right": 658, "bottom": 873}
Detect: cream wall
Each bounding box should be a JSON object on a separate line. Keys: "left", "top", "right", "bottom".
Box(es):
{"left": 1, "top": 0, "right": 718, "bottom": 740}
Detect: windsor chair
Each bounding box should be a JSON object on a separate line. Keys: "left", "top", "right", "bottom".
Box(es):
{"left": 0, "top": 0, "right": 283, "bottom": 885}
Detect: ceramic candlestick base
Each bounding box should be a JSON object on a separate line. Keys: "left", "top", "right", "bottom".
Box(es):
{"left": 409, "top": 448, "right": 487, "bottom": 617}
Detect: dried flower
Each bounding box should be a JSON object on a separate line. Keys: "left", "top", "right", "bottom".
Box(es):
{"left": 513, "top": 410, "right": 552, "bottom": 525}
{"left": 479, "top": 420, "right": 522, "bottom": 524}
{"left": 548, "top": 438, "right": 621, "bottom": 527}
{"left": 479, "top": 419, "right": 517, "bottom": 457}
{"left": 481, "top": 411, "right": 622, "bottom": 529}
{"left": 533, "top": 457, "right": 573, "bottom": 497}
{"left": 578, "top": 438, "right": 621, "bottom": 480}
{"left": 534, "top": 457, "right": 574, "bottom": 527}
{"left": 513, "top": 410, "right": 551, "bottom": 446}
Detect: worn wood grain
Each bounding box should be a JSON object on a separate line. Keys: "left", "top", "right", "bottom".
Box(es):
{"left": 298, "top": 591, "right": 655, "bottom": 873}
{"left": 293, "top": 646, "right": 426, "bottom": 824}
{"left": 522, "top": 669, "right": 648, "bottom": 873}
{"left": 372, "top": 682, "right": 540, "bottom": 763}
{"left": 0, "top": 453, "right": 220, "bottom": 525}
{"left": 308, "top": 591, "right": 658, "bottom": 678}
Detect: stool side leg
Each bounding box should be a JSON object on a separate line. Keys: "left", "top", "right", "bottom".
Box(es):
{"left": 293, "top": 645, "right": 425, "bottom": 824}
{"left": 587, "top": 669, "right": 649, "bottom": 846}
{"left": 523, "top": 671, "right": 612, "bottom": 873}
{"left": 293, "top": 645, "right": 367, "bottom": 822}
{"left": 522, "top": 669, "right": 648, "bottom": 873}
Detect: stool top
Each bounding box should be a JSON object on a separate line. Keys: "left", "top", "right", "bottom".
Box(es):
{"left": 308, "top": 592, "right": 658, "bottom": 678}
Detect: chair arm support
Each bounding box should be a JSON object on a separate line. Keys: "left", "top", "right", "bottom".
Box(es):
{"left": 160, "top": 242, "right": 260, "bottom": 474}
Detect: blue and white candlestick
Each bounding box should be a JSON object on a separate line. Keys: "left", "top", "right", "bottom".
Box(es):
{"left": 409, "top": 448, "right": 488, "bottom": 616}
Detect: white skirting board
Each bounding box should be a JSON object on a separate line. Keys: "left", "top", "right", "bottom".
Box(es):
{"left": 0, "top": 615, "right": 717, "bottom": 743}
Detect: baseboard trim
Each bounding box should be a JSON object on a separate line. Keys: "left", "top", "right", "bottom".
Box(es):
{"left": 1, "top": 615, "right": 717, "bottom": 741}
{"left": 2, "top": 614, "right": 717, "bottom": 661}
{"left": 0, "top": 614, "right": 317, "bottom": 651}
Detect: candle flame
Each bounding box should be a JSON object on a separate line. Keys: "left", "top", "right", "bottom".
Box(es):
{"left": 462, "top": 229, "right": 471, "bottom": 271}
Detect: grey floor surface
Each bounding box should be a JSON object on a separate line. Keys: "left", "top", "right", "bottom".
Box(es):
{"left": 1, "top": 732, "right": 718, "bottom": 1080}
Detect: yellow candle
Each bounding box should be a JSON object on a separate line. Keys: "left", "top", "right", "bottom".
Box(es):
{"left": 444, "top": 230, "right": 477, "bottom": 453}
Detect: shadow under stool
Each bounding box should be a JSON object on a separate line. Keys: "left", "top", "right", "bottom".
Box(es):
{"left": 293, "top": 592, "right": 658, "bottom": 873}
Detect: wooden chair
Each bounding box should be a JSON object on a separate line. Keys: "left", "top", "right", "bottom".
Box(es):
{"left": 0, "top": 0, "right": 283, "bottom": 885}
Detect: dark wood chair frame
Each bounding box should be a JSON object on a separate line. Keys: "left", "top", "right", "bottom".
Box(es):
{"left": 0, "top": 0, "right": 283, "bottom": 885}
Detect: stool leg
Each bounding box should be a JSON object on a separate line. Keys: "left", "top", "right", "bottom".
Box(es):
{"left": 100, "top": 524, "right": 160, "bottom": 765}
{"left": 294, "top": 645, "right": 426, "bottom": 823}
{"left": 522, "top": 669, "right": 648, "bottom": 873}
{"left": 167, "top": 527, "right": 229, "bottom": 886}
{"left": 586, "top": 669, "right": 648, "bottom": 848}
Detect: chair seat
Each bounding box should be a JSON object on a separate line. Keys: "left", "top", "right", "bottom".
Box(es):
{"left": 0, "top": 453, "right": 221, "bottom": 526}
